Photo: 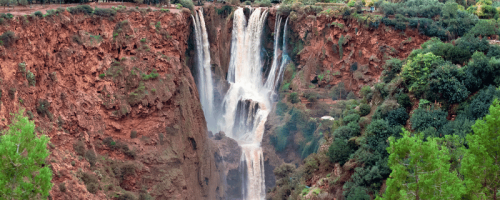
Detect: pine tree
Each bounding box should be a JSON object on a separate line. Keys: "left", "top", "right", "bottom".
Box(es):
{"left": 378, "top": 129, "right": 465, "bottom": 200}
{"left": 0, "top": 109, "right": 53, "bottom": 199}
{"left": 461, "top": 99, "right": 500, "bottom": 200}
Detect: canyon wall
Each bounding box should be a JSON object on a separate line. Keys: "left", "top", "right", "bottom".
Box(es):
{"left": 0, "top": 10, "right": 226, "bottom": 200}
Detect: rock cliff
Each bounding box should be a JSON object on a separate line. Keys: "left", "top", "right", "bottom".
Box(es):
{"left": 0, "top": 9, "right": 226, "bottom": 200}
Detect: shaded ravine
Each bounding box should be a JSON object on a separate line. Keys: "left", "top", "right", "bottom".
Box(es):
{"left": 193, "top": 7, "right": 288, "bottom": 200}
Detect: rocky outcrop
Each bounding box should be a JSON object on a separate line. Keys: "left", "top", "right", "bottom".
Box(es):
{"left": 0, "top": 10, "right": 225, "bottom": 200}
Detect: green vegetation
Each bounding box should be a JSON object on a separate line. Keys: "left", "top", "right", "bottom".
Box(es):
{"left": 0, "top": 31, "right": 16, "bottom": 48}
{"left": 0, "top": 109, "right": 52, "bottom": 199}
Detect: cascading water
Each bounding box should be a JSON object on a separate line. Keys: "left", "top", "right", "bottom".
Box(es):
{"left": 193, "top": 7, "right": 289, "bottom": 200}
{"left": 263, "top": 15, "right": 282, "bottom": 91}
{"left": 275, "top": 17, "right": 290, "bottom": 91}
{"left": 191, "top": 9, "right": 216, "bottom": 131}
{"left": 220, "top": 8, "right": 269, "bottom": 199}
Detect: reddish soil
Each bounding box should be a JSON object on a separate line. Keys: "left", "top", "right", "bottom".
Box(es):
{"left": 0, "top": 9, "right": 225, "bottom": 199}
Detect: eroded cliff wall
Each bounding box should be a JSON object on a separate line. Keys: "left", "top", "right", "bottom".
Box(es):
{"left": 0, "top": 10, "right": 225, "bottom": 200}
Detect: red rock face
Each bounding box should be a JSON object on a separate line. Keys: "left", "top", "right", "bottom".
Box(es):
{"left": 288, "top": 13, "right": 428, "bottom": 94}
{"left": 0, "top": 10, "right": 224, "bottom": 200}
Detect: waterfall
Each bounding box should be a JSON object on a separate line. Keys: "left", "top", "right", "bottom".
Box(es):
{"left": 191, "top": 9, "right": 216, "bottom": 131}
{"left": 263, "top": 15, "right": 282, "bottom": 91}
{"left": 193, "top": 7, "right": 287, "bottom": 200}
{"left": 219, "top": 7, "right": 269, "bottom": 200}
{"left": 275, "top": 17, "right": 290, "bottom": 91}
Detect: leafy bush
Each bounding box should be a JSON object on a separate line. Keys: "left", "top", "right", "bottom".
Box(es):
{"left": 68, "top": 5, "right": 93, "bottom": 15}
{"left": 382, "top": 58, "right": 404, "bottom": 83}
{"left": 276, "top": 101, "right": 289, "bottom": 116}
{"left": 304, "top": 91, "right": 318, "bottom": 102}
{"left": 130, "top": 130, "right": 138, "bottom": 139}
{"left": 81, "top": 172, "right": 98, "bottom": 194}
{"left": 85, "top": 150, "right": 97, "bottom": 167}
{"left": 384, "top": 107, "right": 409, "bottom": 126}
{"left": 359, "top": 103, "right": 371, "bottom": 116}
{"left": 458, "top": 85, "right": 500, "bottom": 120}
{"left": 360, "top": 85, "right": 373, "bottom": 101}
{"left": 347, "top": 0, "right": 355, "bottom": 7}
{"left": 333, "top": 125, "right": 357, "bottom": 140}
{"left": 401, "top": 52, "right": 445, "bottom": 97}
{"left": 365, "top": 119, "right": 401, "bottom": 155}
{"left": 73, "top": 141, "right": 85, "bottom": 156}
{"left": 344, "top": 113, "right": 361, "bottom": 124}
{"left": 59, "top": 182, "right": 66, "bottom": 193}
{"left": 288, "top": 92, "right": 300, "bottom": 104}
{"left": 429, "top": 64, "right": 469, "bottom": 104}
{"left": 94, "top": 8, "right": 117, "bottom": 17}
{"left": 0, "top": 31, "right": 17, "bottom": 48}
{"left": 440, "top": 116, "right": 474, "bottom": 142}
{"left": 255, "top": 0, "right": 272, "bottom": 7}
{"left": 34, "top": 11, "right": 43, "bottom": 18}
{"left": 467, "top": 19, "right": 498, "bottom": 37}
{"left": 397, "top": 93, "right": 412, "bottom": 108}
{"left": 179, "top": 0, "right": 194, "bottom": 9}
{"left": 330, "top": 82, "right": 348, "bottom": 100}
{"left": 328, "top": 138, "right": 354, "bottom": 166}
{"left": 26, "top": 71, "right": 36, "bottom": 86}
{"left": 410, "top": 108, "right": 448, "bottom": 132}
{"left": 36, "top": 99, "right": 51, "bottom": 118}
{"left": 455, "top": 35, "right": 489, "bottom": 56}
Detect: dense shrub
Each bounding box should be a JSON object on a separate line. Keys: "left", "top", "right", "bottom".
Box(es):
{"left": 384, "top": 107, "right": 409, "bottom": 126}
{"left": 429, "top": 64, "right": 469, "bottom": 104}
{"left": 382, "top": 58, "right": 404, "bottom": 83}
{"left": 130, "top": 130, "right": 138, "bottom": 139}
{"left": 410, "top": 108, "right": 448, "bottom": 132}
{"left": 59, "top": 182, "right": 66, "bottom": 193}
{"left": 333, "top": 126, "right": 356, "bottom": 140}
{"left": 85, "top": 150, "right": 97, "bottom": 167}
{"left": 276, "top": 101, "right": 289, "bottom": 116}
{"left": 26, "top": 71, "right": 36, "bottom": 86}
{"left": 365, "top": 119, "right": 400, "bottom": 154}
{"left": 360, "top": 85, "right": 373, "bottom": 101}
{"left": 440, "top": 116, "right": 474, "bottom": 142}
{"left": 455, "top": 35, "right": 490, "bottom": 56}
{"left": 401, "top": 52, "right": 445, "bottom": 97}
{"left": 36, "top": 99, "right": 51, "bottom": 118}
{"left": 372, "top": 100, "right": 399, "bottom": 120}
{"left": 68, "top": 5, "right": 93, "bottom": 15}
{"left": 93, "top": 8, "right": 117, "bottom": 17}
{"left": 254, "top": 0, "right": 272, "bottom": 7}
{"left": 304, "top": 91, "right": 318, "bottom": 102}
{"left": 0, "top": 31, "right": 17, "bottom": 48}
{"left": 380, "top": 0, "right": 443, "bottom": 18}
{"left": 328, "top": 138, "right": 354, "bottom": 166}
{"left": 467, "top": 19, "right": 498, "bottom": 37}
{"left": 330, "top": 82, "right": 348, "bottom": 100}
{"left": 397, "top": 93, "right": 412, "bottom": 108}
{"left": 179, "top": 0, "right": 194, "bottom": 10}
{"left": 81, "top": 172, "right": 98, "bottom": 194}
{"left": 288, "top": 92, "right": 300, "bottom": 104}
{"left": 347, "top": 122, "right": 361, "bottom": 137}
{"left": 73, "top": 141, "right": 85, "bottom": 156}
{"left": 343, "top": 113, "right": 361, "bottom": 124}
{"left": 34, "top": 11, "right": 43, "bottom": 18}
{"left": 458, "top": 85, "right": 500, "bottom": 120}
{"left": 359, "top": 104, "right": 371, "bottom": 116}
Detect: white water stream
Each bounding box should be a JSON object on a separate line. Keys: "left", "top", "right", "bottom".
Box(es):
{"left": 193, "top": 8, "right": 288, "bottom": 200}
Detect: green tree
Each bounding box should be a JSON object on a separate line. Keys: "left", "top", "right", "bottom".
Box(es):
{"left": 378, "top": 129, "right": 465, "bottom": 200}
{"left": 461, "top": 99, "right": 500, "bottom": 200}
{"left": 0, "top": 109, "right": 52, "bottom": 199}
{"left": 401, "top": 52, "right": 444, "bottom": 97}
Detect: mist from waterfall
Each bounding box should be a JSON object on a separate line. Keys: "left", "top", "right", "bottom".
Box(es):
{"left": 192, "top": 9, "right": 216, "bottom": 131}
{"left": 193, "top": 7, "right": 289, "bottom": 200}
